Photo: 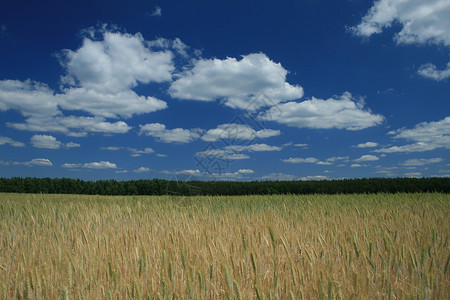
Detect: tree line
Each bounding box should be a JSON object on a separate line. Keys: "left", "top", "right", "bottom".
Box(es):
{"left": 0, "top": 177, "right": 449, "bottom": 195}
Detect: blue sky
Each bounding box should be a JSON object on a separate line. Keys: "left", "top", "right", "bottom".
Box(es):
{"left": 0, "top": 0, "right": 449, "bottom": 181}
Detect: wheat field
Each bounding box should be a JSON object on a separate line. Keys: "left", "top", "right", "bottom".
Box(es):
{"left": 0, "top": 193, "right": 448, "bottom": 299}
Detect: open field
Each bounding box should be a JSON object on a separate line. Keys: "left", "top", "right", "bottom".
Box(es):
{"left": 0, "top": 193, "right": 448, "bottom": 299}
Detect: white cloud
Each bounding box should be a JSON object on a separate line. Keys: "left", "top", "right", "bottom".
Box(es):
{"left": 30, "top": 135, "right": 62, "bottom": 149}
{"left": 30, "top": 134, "right": 79, "bottom": 149}
{"left": 102, "top": 146, "right": 154, "bottom": 157}
{"left": 317, "top": 161, "right": 332, "bottom": 166}
{"left": 0, "top": 80, "right": 60, "bottom": 118}
{"left": 418, "top": 62, "right": 450, "bottom": 81}
{"left": 1, "top": 158, "right": 53, "bottom": 167}
{"left": 0, "top": 28, "right": 175, "bottom": 136}
{"left": 259, "top": 92, "right": 384, "bottom": 130}
{"left": 62, "top": 161, "right": 118, "bottom": 170}
{"left": 150, "top": 6, "right": 162, "bottom": 17}
{"left": 65, "top": 142, "right": 80, "bottom": 148}
{"left": 400, "top": 158, "right": 444, "bottom": 166}
{"left": 60, "top": 29, "right": 174, "bottom": 93}
{"left": 60, "top": 88, "right": 167, "bottom": 119}
{"left": 7, "top": 115, "right": 132, "bottom": 136}
{"left": 202, "top": 123, "right": 280, "bottom": 142}
{"left": 374, "top": 142, "right": 436, "bottom": 153}
{"left": 283, "top": 156, "right": 349, "bottom": 165}
{"left": 195, "top": 143, "right": 279, "bottom": 164}
{"left": 351, "top": 164, "right": 366, "bottom": 168}
{"left": 172, "top": 38, "right": 189, "bottom": 58}
{"left": 147, "top": 37, "right": 195, "bottom": 58}
{"left": 140, "top": 123, "right": 203, "bottom": 143}
{"left": 354, "top": 154, "right": 379, "bottom": 162}
{"left": 133, "top": 167, "right": 151, "bottom": 173}
{"left": 195, "top": 149, "right": 250, "bottom": 160}
{"left": 28, "top": 158, "right": 53, "bottom": 167}
{"left": 82, "top": 161, "right": 117, "bottom": 169}
{"left": 169, "top": 53, "right": 303, "bottom": 110}
{"left": 178, "top": 169, "right": 201, "bottom": 176}
{"left": 294, "top": 143, "right": 308, "bottom": 148}
{"left": 224, "top": 143, "right": 282, "bottom": 152}
{"left": 393, "top": 117, "right": 450, "bottom": 140}
{"left": 326, "top": 156, "right": 350, "bottom": 163}
{"left": 206, "top": 168, "right": 255, "bottom": 179}
{"left": 351, "top": 0, "right": 450, "bottom": 46}
{"left": 375, "top": 117, "right": 450, "bottom": 153}
{"left": 282, "top": 157, "right": 319, "bottom": 164}
{"left": 62, "top": 163, "right": 80, "bottom": 168}
{"left": 0, "top": 136, "right": 25, "bottom": 147}
{"left": 300, "top": 175, "right": 327, "bottom": 181}
{"left": 1, "top": 31, "right": 172, "bottom": 120}
{"left": 355, "top": 142, "right": 379, "bottom": 148}
{"left": 237, "top": 169, "right": 254, "bottom": 174}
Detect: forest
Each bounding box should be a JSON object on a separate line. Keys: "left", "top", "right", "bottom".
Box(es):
{"left": 0, "top": 176, "right": 449, "bottom": 195}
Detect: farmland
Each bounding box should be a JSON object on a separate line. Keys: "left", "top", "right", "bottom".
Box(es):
{"left": 0, "top": 193, "right": 449, "bottom": 299}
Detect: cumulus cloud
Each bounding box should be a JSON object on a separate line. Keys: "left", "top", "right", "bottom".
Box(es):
{"left": 418, "top": 62, "right": 450, "bottom": 81}
{"left": 30, "top": 134, "right": 80, "bottom": 149}
{"left": 1, "top": 158, "right": 53, "bottom": 167}
{"left": 237, "top": 169, "right": 254, "bottom": 174}
{"left": 351, "top": 164, "right": 366, "bottom": 168}
{"left": 61, "top": 163, "right": 80, "bottom": 169}
{"left": 282, "top": 157, "right": 319, "bottom": 164}
{"left": 57, "top": 28, "right": 172, "bottom": 118}
{"left": 0, "top": 28, "right": 176, "bottom": 136}
{"left": 30, "top": 135, "right": 62, "bottom": 149}
{"left": 176, "top": 169, "right": 201, "bottom": 176}
{"left": 350, "top": 0, "right": 450, "bottom": 46}
{"left": 355, "top": 142, "right": 379, "bottom": 148}
{"left": 375, "top": 116, "right": 450, "bottom": 153}
{"left": 216, "top": 169, "right": 255, "bottom": 178}
{"left": 62, "top": 161, "right": 117, "bottom": 169}
{"left": 65, "top": 142, "right": 80, "bottom": 148}
{"left": 139, "top": 123, "right": 280, "bottom": 144}
{"left": 195, "top": 149, "right": 250, "bottom": 160}
{"left": 102, "top": 146, "right": 154, "bottom": 157}
{"left": 82, "top": 161, "right": 117, "bottom": 169}
{"left": 0, "top": 80, "right": 60, "bottom": 118}
{"left": 400, "top": 158, "right": 444, "bottom": 166}
{"left": 59, "top": 29, "right": 173, "bottom": 93}
{"left": 139, "top": 123, "right": 203, "bottom": 143}
{"left": 224, "top": 143, "right": 282, "bottom": 152}
{"left": 259, "top": 92, "right": 384, "bottom": 130}
{"left": 169, "top": 53, "right": 303, "bottom": 110}
{"left": 283, "top": 156, "right": 350, "bottom": 165}
{"left": 326, "top": 156, "right": 350, "bottom": 163}
{"left": 202, "top": 123, "right": 280, "bottom": 142}
{"left": 195, "top": 142, "right": 280, "bottom": 163}
{"left": 147, "top": 37, "right": 195, "bottom": 58}
{"left": 0, "top": 135, "right": 25, "bottom": 147}
{"left": 8, "top": 115, "right": 132, "bottom": 136}
{"left": 133, "top": 167, "right": 151, "bottom": 173}
{"left": 354, "top": 154, "right": 379, "bottom": 162}
{"left": 60, "top": 88, "right": 167, "bottom": 119}
{"left": 28, "top": 158, "right": 53, "bottom": 167}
